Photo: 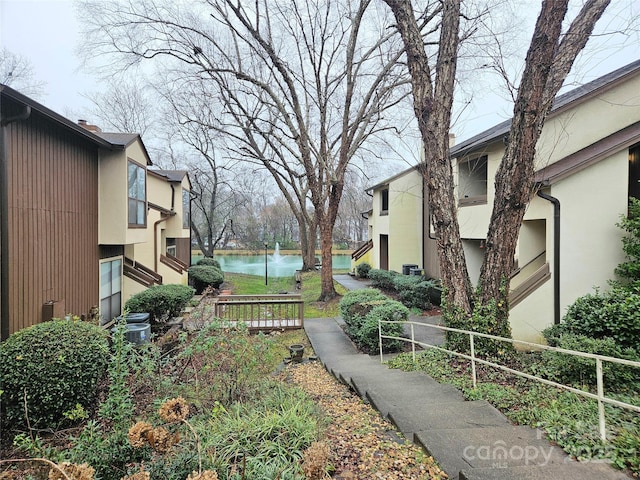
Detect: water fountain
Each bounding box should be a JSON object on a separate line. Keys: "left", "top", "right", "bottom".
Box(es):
{"left": 272, "top": 242, "right": 283, "bottom": 263}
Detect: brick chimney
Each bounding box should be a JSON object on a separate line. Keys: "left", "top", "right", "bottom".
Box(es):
{"left": 77, "top": 119, "right": 102, "bottom": 133}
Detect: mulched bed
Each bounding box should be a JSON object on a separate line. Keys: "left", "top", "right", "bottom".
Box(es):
{"left": 281, "top": 361, "right": 448, "bottom": 479}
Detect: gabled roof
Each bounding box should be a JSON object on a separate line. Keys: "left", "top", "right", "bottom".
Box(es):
{"left": 535, "top": 120, "right": 640, "bottom": 185}
{"left": 1, "top": 83, "right": 116, "bottom": 150}
{"left": 450, "top": 59, "right": 640, "bottom": 158}
{"left": 148, "top": 169, "right": 189, "bottom": 183}
{"left": 96, "top": 132, "right": 153, "bottom": 166}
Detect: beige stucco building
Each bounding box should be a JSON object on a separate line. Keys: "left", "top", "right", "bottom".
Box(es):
{"left": 362, "top": 59, "right": 640, "bottom": 342}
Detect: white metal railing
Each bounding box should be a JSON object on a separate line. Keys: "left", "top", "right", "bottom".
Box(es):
{"left": 378, "top": 320, "right": 640, "bottom": 441}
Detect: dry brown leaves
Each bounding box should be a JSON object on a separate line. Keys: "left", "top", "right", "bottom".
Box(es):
{"left": 283, "top": 362, "right": 448, "bottom": 480}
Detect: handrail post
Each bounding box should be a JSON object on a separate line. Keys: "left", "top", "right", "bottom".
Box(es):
{"left": 470, "top": 334, "right": 477, "bottom": 389}
{"left": 411, "top": 323, "right": 416, "bottom": 362}
{"left": 379, "top": 320, "right": 384, "bottom": 363}
{"left": 596, "top": 358, "right": 606, "bottom": 441}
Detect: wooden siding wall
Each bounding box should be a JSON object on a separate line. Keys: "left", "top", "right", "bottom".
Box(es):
{"left": 175, "top": 237, "right": 191, "bottom": 267}
{"left": 6, "top": 106, "right": 100, "bottom": 335}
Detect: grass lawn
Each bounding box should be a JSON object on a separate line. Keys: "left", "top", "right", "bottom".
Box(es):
{"left": 222, "top": 270, "right": 348, "bottom": 318}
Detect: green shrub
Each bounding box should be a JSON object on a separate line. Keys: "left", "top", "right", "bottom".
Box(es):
{"left": 538, "top": 333, "right": 639, "bottom": 390}
{"left": 392, "top": 275, "right": 439, "bottom": 310}
{"left": 0, "top": 320, "right": 109, "bottom": 431}
{"left": 339, "top": 289, "right": 387, "bottom": 336}
{"left": 188, "top": 265, "right": 224, "bottom": 294}
{"left": 556, "top": 286, "right": 640, "bottom": 349}
{"left": 367, "top": 269, "right": 399, "bottom": 290}
{"left": 125, "top": 284, "right": 195, "bottom": 322}
{"left": 357, "top": 301, "right": 408, "bottom": 352}
{"left": 196, "top": 256, "right": 222, "bottom": 269}
{"left": 355, "top": 262, "right": 371, "bottom": 279}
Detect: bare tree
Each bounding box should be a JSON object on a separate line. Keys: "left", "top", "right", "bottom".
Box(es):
{"left": 0, "top": 48, "right": 46, "bottom": 97}
{"left": 84, "top": 79, "right": 156, "bottom": 138}
{"left": 385, "top": 0, "right": 612, "bottom": 345}
{"left": 78, "top": 0, "right": 411, "bottom": 300}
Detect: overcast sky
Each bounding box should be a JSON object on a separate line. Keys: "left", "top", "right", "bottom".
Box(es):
{"left": 1, "top": 0, "right": 639, "bottom": 143}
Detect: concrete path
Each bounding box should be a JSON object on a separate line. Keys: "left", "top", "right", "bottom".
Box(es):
{"left": 301, "top": 276, "right": 631, "bottom": 480}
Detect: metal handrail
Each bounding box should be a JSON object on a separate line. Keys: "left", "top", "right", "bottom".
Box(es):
{"left": 378, "top": 319, "right": 640, "bottom": 441}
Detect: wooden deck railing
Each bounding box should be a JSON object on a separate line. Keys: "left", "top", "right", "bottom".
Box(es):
{"left": 124, "top": 257, "right": 162, "bottom": 287}
{"left": 211, "top": 294, "right": 304, "bottom": 331}
{"left": 352, "top": 239, "right": 373, "bottom": 261}
{"left": 160, "top": 252, "right": 189, "bottom": 273}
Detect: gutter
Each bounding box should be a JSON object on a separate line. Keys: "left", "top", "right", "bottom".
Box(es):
{"left": 537, "top": 188, "right": 561, "bottom": 325}
{"left": 1, "top": 105, "right": 32, "bottom": 340}
{"left": 154, "top": 215, "right": 172, "bottom": 271}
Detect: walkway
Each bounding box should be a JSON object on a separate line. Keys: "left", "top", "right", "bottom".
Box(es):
{"left": 301, "top": 275, "right": 630, "bottom": 480}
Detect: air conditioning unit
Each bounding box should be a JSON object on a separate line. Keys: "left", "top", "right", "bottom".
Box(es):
{"left": 112, "top": 323, "right": 151, "bottom": 345}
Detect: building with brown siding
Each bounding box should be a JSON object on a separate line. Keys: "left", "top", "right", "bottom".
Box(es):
{"left": 1, "top": 85, "right": 191, "bottom": 339}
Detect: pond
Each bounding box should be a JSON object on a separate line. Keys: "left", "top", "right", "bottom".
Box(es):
{"left": 192, "top": 246, "right": 352, "bottom": 277}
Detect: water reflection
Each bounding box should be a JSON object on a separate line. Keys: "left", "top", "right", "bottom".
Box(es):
{"left": 191, "top": 251, "right": 351, "bottom": 277}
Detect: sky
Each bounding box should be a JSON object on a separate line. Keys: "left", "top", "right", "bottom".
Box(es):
{"left": 1, "top": 0, "right": 639, "bottom": 144}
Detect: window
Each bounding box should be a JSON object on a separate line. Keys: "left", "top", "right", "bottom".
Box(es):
{"left": 167, "top": 238, "right": 177, "bottom": 256}
{"left": 629, "top": 143, "right": 640, "bottom": 201}
{"left": 128, "top": 160, "right": 146, "bottom": 226}
{"left": 458, "top": 155, "right": 488, "bottom": 205}
{"left": 380, "top": 188, "right": 389, "bottom": 215}
{"left": 100, "top": 258, "right": 122, "bottom": 323}
{"left": 182, "top": 189, "right": 191, "bottom": 229}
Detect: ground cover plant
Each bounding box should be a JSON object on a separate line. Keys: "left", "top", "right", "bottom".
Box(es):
{"left": 387, "top": 348, "right": 640, "bottom": 475}
{"left": 1, "top": 270, "right": 445, "bottom": 479}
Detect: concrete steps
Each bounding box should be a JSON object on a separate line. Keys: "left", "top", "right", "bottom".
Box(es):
{"left": 304, "top": 317, "right": 630, "bottom": 480}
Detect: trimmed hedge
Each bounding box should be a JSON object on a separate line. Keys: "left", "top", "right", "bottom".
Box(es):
{"left": 392, "top": 275, "right": 441, "bottom": 310}
{"left": 539, "top": 333, "right": 639, "bottom": 390}
{"left": 188, "top": 265, "right": 224, "bottom": 294}
{"left": 0, "top": 320, "right": 109, "bottom": 430}
{"left": 339, "top": 289, "right": 407, "bottom": 353}
{"left": 355, "top": 262, "right": 372, "bottom": 279}
{"left": 196, "top": 257, "right": 222, "bottom": 269}
{"left": 358, "top": 301, "right": 408, "bottom": 352}
{"left": 548, "top": 286, "right": 640, "bottom": 350}
{"left": 125, "top": 283, "right": 195, "bottom": 322}
{"left": 367, "top": 269, "right": 399, "bottom": 290}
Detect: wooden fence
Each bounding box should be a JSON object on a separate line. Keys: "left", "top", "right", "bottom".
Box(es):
{"left": 211, "top": 294, "right": 304, "bottom": 331}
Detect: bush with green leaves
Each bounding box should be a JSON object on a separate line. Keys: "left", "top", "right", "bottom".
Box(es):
{"left": 0, "top": 319, "right": 109, "bottom": 431}
{"left": 356, "top": 300, "right": 408, "bottom": 352}
{"left": 538, "top": 333, "right": 639, "bottom": 390}
{"left": 367, "top": 269, "right": 399, "bottom": 290}
{"left": 392, "top": 275, "right": 441, "bottom": 310}
{"left": 615, "top": 197, "right": 640, "bottom": 287}
{"left": 355, "top": 262, "right": 371, "bottom": 279}
{"left": 549, "top": 286, "right": 640, "bottom": 350}
{"left": 125, "top": 283, "right": 195, "bottom": 322}
{"left": 339, "top": 288, "right": 387, "bottom": 336}
{"left": 188, "top": 265, "right": 224, "bottom": 294}
{"left": 196, "top": 256, "right": 222, "bottom": 269}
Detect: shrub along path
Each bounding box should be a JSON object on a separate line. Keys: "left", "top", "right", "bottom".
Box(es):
{"left": 311, "top": 275, "right": 631, "bottom": 480}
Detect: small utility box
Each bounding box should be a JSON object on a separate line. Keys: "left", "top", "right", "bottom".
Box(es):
{"left": 42, "top": 300, "right": 65, "bottom": 322}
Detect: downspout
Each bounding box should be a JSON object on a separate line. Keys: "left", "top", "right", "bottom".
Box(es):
{"left": 537, "top": 189, "right": 561, "bottom": 325}
{"left": 1, "top": 105, "right": 31, "bottom": 340}
{"left": 154, "top": 214, "right": 170, "bottom": 271}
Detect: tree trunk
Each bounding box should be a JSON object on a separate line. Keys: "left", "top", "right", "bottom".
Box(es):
{"left": 477, "top": 0, "right": 611, "bottom": 336}
{"left": 318, "top": 220, "right": 337, "bottom": 301}
{"left": 385, "top": 0, "right": 472, "bottom": 314}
